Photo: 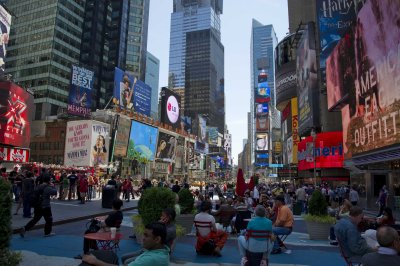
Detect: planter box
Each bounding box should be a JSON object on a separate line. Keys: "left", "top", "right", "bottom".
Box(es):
{"left": 176, "top": 213, "right": 195, "bottom": 234}
{"left": 305, "top": 220, "right": 332, "bottom": 240}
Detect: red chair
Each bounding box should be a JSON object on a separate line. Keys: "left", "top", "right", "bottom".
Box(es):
{"left": 244, "top": 230, "right": 273, "bottom": 266}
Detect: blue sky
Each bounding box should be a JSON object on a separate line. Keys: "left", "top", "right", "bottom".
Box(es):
{"left": 147, "top": 1, "right": 289, "bottom": 164}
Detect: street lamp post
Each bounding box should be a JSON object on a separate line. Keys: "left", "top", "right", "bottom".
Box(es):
{"left": 311, "top": 128, "right": 317, "bottom": 187}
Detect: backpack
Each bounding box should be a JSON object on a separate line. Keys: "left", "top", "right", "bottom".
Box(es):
{"left": 30, "top": 185, "right": 46, "bottom": 207}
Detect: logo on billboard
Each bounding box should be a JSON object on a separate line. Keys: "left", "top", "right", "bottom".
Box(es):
{"left": 166, "top": 95, "right": 179, "bottom": 124}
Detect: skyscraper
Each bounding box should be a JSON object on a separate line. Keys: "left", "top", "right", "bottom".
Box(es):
{"left": 5, "top": 0, "right": 85, "bottom": 120}
{"left": 169, "top": 0, "right": 225, "bottom": 132}
{"left": 145, "top": 51, "right": 160, "bottom": 119}
{"left": 250, "top": 20, "right": 278, "bottom": 168}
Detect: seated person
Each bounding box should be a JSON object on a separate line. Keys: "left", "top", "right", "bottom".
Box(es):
{"left": 82, "top": 222, "right": 170, "bottom": 266}
{"left": 213, "top": 198, "right": 236, "bottom": 229}
{"left": 194, "top": 201, "right": 228, "bottom": 256}
{"left": 238, "top": 206, "right": 273, "bottom": 264}
{"left": 121, "top": 208, "right": 177, "bottom": 265}
{"left": 271, "top": 195, "right": 294, "bottom": 254}
{"left": 361, "top": 226, "right": 400, "bottom": 266}
{"left": 376, "top": 207, "right": 395, "bottom": 227}
{"left": 334, "top": 206, "right": 375, "bottom": 263}
{"left": 77, "top": 199, "right": 123, "bottom": 258}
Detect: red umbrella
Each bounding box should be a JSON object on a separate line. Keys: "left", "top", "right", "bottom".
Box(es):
{"left": 247, "top": 175, "right": 255, "bottom": 192}
{"left": 236, "top": 168, "right": 246, "bottom": 197}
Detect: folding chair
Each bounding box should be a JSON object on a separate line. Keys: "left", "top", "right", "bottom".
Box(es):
{"left": 245, "top": 229, "right": 273, "bottom": 266}
{"left": 337, "top": 238, "right": 361, "bottom": 266}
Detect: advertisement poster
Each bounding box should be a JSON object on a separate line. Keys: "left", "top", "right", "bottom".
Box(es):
{"left": 64, "top": 121, "right": 92, "bottom": 166}
{"left": 256, "top": 70, "right": 271, "bottom": 103}
{"left": 128, "top": 120, "right": 158, "bottom": 161}
{"left": 67, "top": 65, "right": 94, "bottom": 117}
{"left": 335, "top": 0, "right": 400, "bottom": 159}
{"left": 298, "top": 131, "right": 344, "bottom": 171}
{"left": 296, "top": 22, "right": 319, "bottom": 134}
{"left": 256, "top": 113, "right": 268, "bottom": 131}
{"left": 198, "top": 115, "right": 207, "bottom": 143}
{"left": 113, "top": 116, "right": 131, "bottom": 158}
{"left": 0, "top": 5, "right": 11, "bottom": 75}
{"left": 175, "top": 137, "right": 185, "bottom": 169}
{"left": 90, "top": 122, "right": 110, "bottom": 167}
{"left": 195, "top": 140, "right": 209, "bottom": 154}
{"left": 156, "top": 131, "right": 177, "bottom": 162}
{"left": 114, "top": 67, "right": 136, "bottom": 110}
{"left": 317, "top": 0, "right": 365, "bottom": 88}
{"left": 207, "top": 127, "right": 218, "bottom": 145}
{"left": 133, "top": 79, "right": 151, "bottom": 116}
{"left": 0, "top": 146, "right": 30, "bottom": 162}
{"left": 256, "top": 133, "right": 269, "bottom": 151}
{"left": 291, "top": 97, "right": 299, "bottom": 164}
{"left": 0, "top": 82, "right": 34, "bottom": 148}
{"left": 287, "top": 136, "right": 293, "bottom": 164}
{"left": 256, "top": 103, "right": 268, "bottom": 114}
{"left": 160, "top": 87, "right": 181, "bottom": 129}
{"left": 186, "top": 141, "right": 195, "bottom": 164}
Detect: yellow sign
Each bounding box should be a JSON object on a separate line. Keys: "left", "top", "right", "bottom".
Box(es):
{"left": 291, "top": 98, "right": 299, "bottom": 164}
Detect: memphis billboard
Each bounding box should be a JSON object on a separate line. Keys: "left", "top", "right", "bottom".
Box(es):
{"left": 67, "top": 65, "right": 94, "bottom": 117}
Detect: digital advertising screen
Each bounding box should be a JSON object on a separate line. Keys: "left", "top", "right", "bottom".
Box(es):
{"left": 0, "top": 5, "right": 11, "bottom": 75}
{"left": 68, "top": 65, "right": 94, "bottom": 117}
{"left": 128, "top": 120, "right": 158, "bottom": 161}
{"left": 160, "top": 87, "right": 181, "bottom": 129}
{"left": 256, "top": 133, "right": 269, "bottom": 151}
{"left": 113, "top": 116, "right": 131, "bottom": 158}
{"left": 156, "top": 131, "right": 177, "bottom": 162}
{"left": 0, "top": 82, "right": 34, "bottom": 148}
{"left": 256, "top": 113, "right": 268, "bottom": 132}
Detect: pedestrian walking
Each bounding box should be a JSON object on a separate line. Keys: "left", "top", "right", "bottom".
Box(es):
{"left": 20, "top": 175, "right": 57, "bottom": 237}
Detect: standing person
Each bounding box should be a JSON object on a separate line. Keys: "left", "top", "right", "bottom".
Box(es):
{"left": 79, "top": 175, "right": 89, "bottom": 204}
{"left": 68, "top": 171, "right": 78, "bottom": 200}
{"left": 295, "top": 185, "right": 306, "bottom": 213}
{"left": 58, "top": 170, "right": 67, "bottom": 200}
{"left": 122, "top": 178, "right": 132, "bottom": 202}
{"left": 349, "top": 186, "right": 359, "bottom": 206}
{"left": 208, "top": 184, "right": 214, "bottom": 200}
{"left": 87, "top": 174, "right": 94, "bottom": 201}
{"left": 171, "top": 180, "right": 180, "bottom": 194}
{"left": 20, "top": 175, "right": 58, "bottom": 237}
{"left": 377, "top": 185, "right": 388, "bottom": 217}
{"left": 21, "top": 172, "right": 35, "bottom": 218}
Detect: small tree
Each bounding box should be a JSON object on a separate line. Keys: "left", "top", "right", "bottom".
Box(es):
{"left": 0, "top": 179, "right": 21, "bottom": 266}
{"left": 178, "top": 188, "right": 194, "bottom": 214}
{"left": 308, "top": 189, "right": 328, "bottom": 216}
{"left": 138, "top": 187, "right": 176, "bottom": 225}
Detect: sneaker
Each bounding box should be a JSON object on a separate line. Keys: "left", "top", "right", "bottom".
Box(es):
{"left": 271, "top": 248, "right": 282, "bottom": 255}
{"left": 19, "top": 227, "right": 25, "bottom": 238}
{"left": 44, "top": 233, "right": 56, "bottom": 237}
{"left": 240, "top": 257, "right": 248, "bottom": 266}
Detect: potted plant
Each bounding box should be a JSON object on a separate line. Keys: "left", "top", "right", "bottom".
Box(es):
{"left": 304, "top": 189, "right": 336, "bottom": 240}
{"left": 133, "top": 187, "right": 176, "bottom": 244}
{"left": 176, "top": 188, "right": 195, "bottom": 233}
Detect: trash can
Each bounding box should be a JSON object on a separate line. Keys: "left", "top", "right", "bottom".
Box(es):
{"left": 102, "top": 186, "right": 116, "bottom": 208}
{"left": 293, "top": 201, "right": 302, "bottom": 215}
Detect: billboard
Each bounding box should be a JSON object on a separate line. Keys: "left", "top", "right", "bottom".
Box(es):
{"left": 195, "top": 140, "right": 209, "bottom": 154}
{"left": 113, "top": 116, "right": 131, "bottom": 157}
{"left": 156, "top": 131, "right": 176, "bottom": 162}
{"left": 128, "top": 120, "right": 158, "bottom": 161}
{"left": 198, "top": 115, "right": 207, "bottom": 143}
{"left": 296, "top": 22, "right": 319, "bottom": 135}
{"left": 207, "top": 127, "right": 218, "bottom": 145}
{"left": 67, "top": 65, "right": 94, "bottom": 117}
{"left": 298, "top": 131, "right": 344, "bottom": 171}
{"left": 175, "top": 137, "right": 185, "bottom": 169}
{"left": 256, "top": 103, "right": 269, "bottom": 114}
{"left": 317, "top": 0, "right": 366, "bottom": 88}
{"left": 256, "top": 70, "right": 271, "bottom": 103}
{"left": 256, "top": 113, "right": 268, "bottom": 131}
{"left": 186, "top": 140, "right": 195, "bottom": 164}
{"left": 0, "top": 82, "right": 34, "bottom": 148}
{"left": 0, "top": 146, "right": 30, "bottom": 162}
{"left": 91, "top": 122, "right": 110, "bottom": 166}
{"left": 0, "top": 5, "right": 11, "bottom": 75}
{"left": 256, "top": 133, "right": 268, "bottom": 151}
{"left": 335, "top": 0, "right": 400, "bottom": 159}
{"left": 160, "top": 87, "right": 181, "bottom": 129}
{"left": 114, "top": 67, "right": 151, "bottom": 116}
{"left": 291, "top": 97, "right": 299, "bottom": 164}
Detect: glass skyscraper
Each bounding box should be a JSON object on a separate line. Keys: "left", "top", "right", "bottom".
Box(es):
{"left": 145, "top": 51, "right": 160, "bottom": 119}
{"left": 169, "top": 0, "right": 225, "bottom": 133}
{"left": 250, "top": 20, "right": 278, "bottom": 166}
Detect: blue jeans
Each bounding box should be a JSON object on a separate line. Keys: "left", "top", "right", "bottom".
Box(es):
{"left": 23, "top": 195, "right": 32, "bottom": 217}
{"left": 272, "top": 227, "right": 291, "bottom": 250}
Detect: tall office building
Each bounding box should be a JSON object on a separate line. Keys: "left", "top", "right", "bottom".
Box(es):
{"left": 250, "top": 20, "right": 278, "bottom": 167}
{"left": 145, "top": 51, "right": 160, "bottom": 119}
{"left": 169, "top": 0, "right": 225, "bottom": 132}
{"left": 5, "top": 0, "right": 85, "bottom": 120}
{"left": 287, "top": 0, "right": 316, "bottom": 33}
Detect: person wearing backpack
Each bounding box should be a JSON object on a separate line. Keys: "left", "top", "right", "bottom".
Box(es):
{"left": 20, "top": 175, "right": 57, "bottom": 237}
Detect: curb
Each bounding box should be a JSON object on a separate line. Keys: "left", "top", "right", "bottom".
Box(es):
{"left": 12, "top": 206, "right": 137, "bottom": 234}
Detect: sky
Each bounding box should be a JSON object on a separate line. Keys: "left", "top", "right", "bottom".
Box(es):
{"left": 147, "top": 0, "right": 289, "bottom": 164}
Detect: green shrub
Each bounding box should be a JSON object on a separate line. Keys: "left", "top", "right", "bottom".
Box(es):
{"left": 308, "top": 189, "right": 328, "bottom": 217}
{"left": 0, "top": 179, "right": 22, "bottom": 266}
{"left": 304, "top": 214, "right": 336, "bottom": 224}
{"left": 138, "top": 187, "right": 176, "bottom": 226}
{"left": 178, "top": 189, "right": 194, "bottom": 214}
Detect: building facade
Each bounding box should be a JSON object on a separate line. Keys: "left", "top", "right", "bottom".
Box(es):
{"left": 145, "top": 51, "right": 160, "bottom": 119}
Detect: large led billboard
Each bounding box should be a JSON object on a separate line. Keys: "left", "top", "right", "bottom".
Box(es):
{"left": 256, "top": 133, "right": 269, "bottom": 151}
{"left": 296, "top": 22, "right": 319, "bottom": 135}
{"left": 160, "top": 87, "right": 181, "bottom": 129}
{"left": 0, "top": 82, "right": 34, "bottom": 148}
{"left": 335, "top": 0, "right": 400, "bottom": 159}
{"left": 0, "top": 5, "right": 11, "bottom": 75}
{"left": 128, "top": 120, "right": 158, "bottom": 161}
{"left": 256, "top": 113, "right": 268, "bottom": 131}
{"left": 67, "top": 65, "right": 94, "bottom": 117}
{"left": 156, "top": 131, "right": 177, "bottom": 162}
{"left": 113, "top": 67, "right": 151, "bottom": 116}
{"left": 113, "top": 116, "right": 131, "bottom": 158}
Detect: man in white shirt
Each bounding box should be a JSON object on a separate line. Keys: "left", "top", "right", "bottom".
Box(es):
{"left": 349, "top": 186, "right": 359, "bottom": 206}
{"left": 295, "top": 186, "right": 306, "bottom": 213}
